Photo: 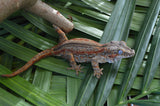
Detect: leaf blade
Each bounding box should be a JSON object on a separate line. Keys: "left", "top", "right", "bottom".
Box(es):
{"left": 0, "top": 65, "right": 66, "bottom": 106}
{"left": 117, "top": 0, "right": 160, "bottom": 104}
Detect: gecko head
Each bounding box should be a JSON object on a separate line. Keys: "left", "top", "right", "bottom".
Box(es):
{"left": 103, "top": 41, "right": 135, "bottom": 59}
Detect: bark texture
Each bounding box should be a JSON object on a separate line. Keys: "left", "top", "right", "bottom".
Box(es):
{"left": 26, "top": 0, "right": 73, "bottom": 33}
{"left": 0, "top": 0, "right": 73, "bottom": 33}
{"left": 0, "top": 0, "right": 37, "bottom": 22}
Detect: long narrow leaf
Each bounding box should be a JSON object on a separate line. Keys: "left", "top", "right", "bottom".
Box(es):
{"left": 95, "top": 0, "right": 136, "bottom": 105}
{"left": 82, "top": 0, "right": 145, "bottom": 32}
{"left": 0, "top": 87, "right": 32, "bottom": 106}
{"left": 0, "top": 53, "right": 13, "bottom": 70}
{"left": 82, "top": 0, "right": 114, "bottom": 14}
{"left": 74, "top": 69, "right": 98, "bottom": 106}
{"left": 141, "top": 17, "right": 160, "bottom": 92}
{"left": 49, "top": 76, "right": 67, "bottom": 102}
{"left": 32, "top": 68, "right": 52, "bottom": 92}
{"left": 114, "top": 72, "right": 160, "bottom": 90}
{"left": 117, "top": 0, "right": 160, "bottom": 104}
{"left": 21, "top": 11, "right": 58, "bottom": 37}
{"left": 67, "top": 77, "right": 81, "bottom": 105}
{"left": 130, "top": 100, "right": 160, "bottom": 106}
{"left": 75, "top": 0, "right": 136, "bottom": 105}
{"left": 121, "top": 86, "right": 160, "bottom": 105}
{"left": 0, "top": 65, "right": 66, "bottom": 106}
{"left": 1, "top": 20, "right": 55, "bottom": 50}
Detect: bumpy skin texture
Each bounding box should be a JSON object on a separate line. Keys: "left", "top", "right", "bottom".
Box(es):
{"left": 1, "top": 26, "right": 135, "bottom": 78}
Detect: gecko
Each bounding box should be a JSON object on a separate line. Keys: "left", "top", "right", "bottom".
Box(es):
{"left": 1, "top": 25, "right": 135, "bottom": 78}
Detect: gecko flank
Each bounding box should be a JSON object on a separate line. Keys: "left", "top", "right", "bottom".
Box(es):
{"left": 1, "top": 26, "right": 135, "bottom": 78}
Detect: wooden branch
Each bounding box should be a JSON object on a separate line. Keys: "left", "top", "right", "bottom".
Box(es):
{"left": 26, "top": 0, "right": 73, "bottom": 33}
{"left": 0, "top": 0, "right": 37, "bottom": 22}
{"left": 0, "top": 0, "right": 73, "bottom": 33}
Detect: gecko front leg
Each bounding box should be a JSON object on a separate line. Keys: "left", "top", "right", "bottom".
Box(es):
{"left": 91, "top": 55, "right": 117, "bottom": 78}
{"left": 67, "top": 53, "right": 83, "bottom": 74}
{"left": 91, "top": 59, "right": 103, "bottom": 78}
{"left": 91, "top": 55, "right": 112, "bottom": 78}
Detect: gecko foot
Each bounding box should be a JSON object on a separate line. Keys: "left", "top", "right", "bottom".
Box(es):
{"left": 94, "top": 68, "right": 103, "bottom": 78}
{"left": 67, "top": 64, "right": 83, "bottom": 75}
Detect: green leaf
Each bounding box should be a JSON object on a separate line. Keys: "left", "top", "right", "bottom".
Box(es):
{"left": 121, "top": 86, "right": 160, "bottom": 105}
{"left": 69, "top": 5, "right": 109, "bottom": 22}
{"left": 0, "top": 87, "right": 32, "bottom": 106}
{"left": 0, "top": 53, "right": 13, "bottom": 70}
{"left": 49, "top": 76, "right": 67, "bottom": 102}
{"left": 73, "top": 22, "right": 103, "bottom": 38}
{"left": 130, "top": 94, "right": 160, "bottom": 106}
{"left": 0, "top": 65, "right": 66, "bottom": 106}
{"left": 74, "top": 69, "right": 98, "bottom": 106}
{"left": 136, "top": 0, "right": 151, "bottom": 7}
{"left": 117, "top": 0, "right": 160, "bottom": 104}
{"left": 32, "top": 68, "right": 52, "bottom": 92}
{"left": 21, "top": 11, "right": 58, "bottom": 37}
{"left": 114, "top": 72, "right": 160, "bottom": 91}
{"left": 141, "top": 16, "right": 160, "bottom": 92}
{"left": 67, "top": 77, "right": 81, "bottom": 105}
{"left": 1, "top": 20, "right": 55, "bottom": 50}
{"left": 95, "top": 0, "right": 136, "bottom": 105}
{"left": 75, "top": 0, "right": 136, "bottom": 105}
{"left": 130, "top": 100, "right": 160, "bottom": 106}
{"left": 0, "top": 0, "right": 159, "bottom": 105}
{"left": 107, "top": 87, "right": 127, "bottom": 106}
{"left": 82, "top": 0, "right": 114, "bottom": 13}
{"left": 82, "top": 0, "right": 145, "bottom": 31}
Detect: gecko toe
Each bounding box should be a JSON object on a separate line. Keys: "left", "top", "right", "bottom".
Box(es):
{"left": 94, "top": 68, "right": 103, "bottom": 78}
{"left": 67, "top": 64, "right": 83, "bottom": 75}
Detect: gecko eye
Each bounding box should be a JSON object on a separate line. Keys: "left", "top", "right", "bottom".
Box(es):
{"left": 118, "top": 50, "right": 123, "bottom": 55}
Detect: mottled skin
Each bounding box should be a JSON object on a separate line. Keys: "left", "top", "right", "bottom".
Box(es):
{"left": 1, "top": 26, "right": 135, "bottom": 78}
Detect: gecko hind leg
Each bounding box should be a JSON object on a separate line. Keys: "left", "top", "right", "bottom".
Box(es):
{"left": 52, "top": 25, "right": 68, "bottom": 43}
{"left": 67, "top": 53, "right": 83, "bottom": 75}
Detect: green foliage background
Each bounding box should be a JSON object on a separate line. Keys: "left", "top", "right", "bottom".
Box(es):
{"left": 0, "top": 0, "right": 160, "bottom": 106}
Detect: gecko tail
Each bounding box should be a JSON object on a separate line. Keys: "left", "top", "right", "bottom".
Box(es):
{"left": 1, "top": 48, "right": 54, "bottom": 78}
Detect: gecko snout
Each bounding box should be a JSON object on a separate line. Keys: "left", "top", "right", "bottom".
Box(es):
{"left": 130, "top": 49, "right": 135, "bottom": 57}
